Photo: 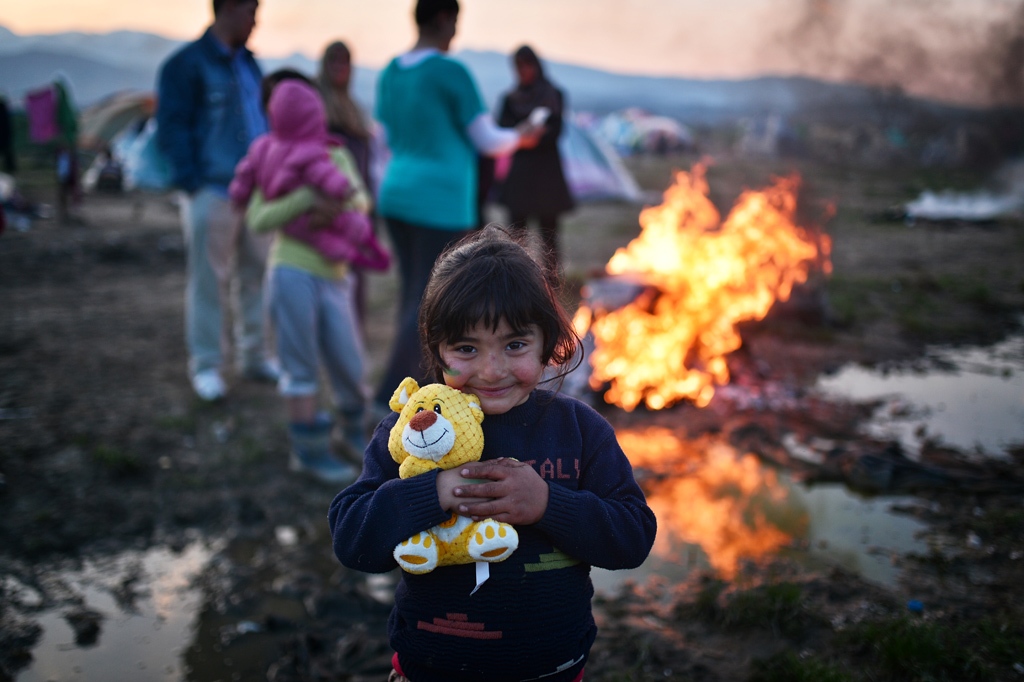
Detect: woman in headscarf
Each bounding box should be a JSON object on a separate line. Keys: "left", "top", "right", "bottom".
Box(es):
{"left": 319, "top": 41, "right": 373, "bottom": 191}
{"left": 497, "top": 45, "right": 575, "bottom": 276}
{"left": 318, "top": 40, "right": 376, "bottom": 324}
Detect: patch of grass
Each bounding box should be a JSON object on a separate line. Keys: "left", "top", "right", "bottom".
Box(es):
{"left": 749, "top": 651, "right": 855, "bottom": 682}
{"left": 686, "top": 577, "right": 811, "bottom": 637}
{"left": 91, "top": 445, "right": 143, "bottom": 476}
{"left": 719, "top": 581, "right": 806, "bottom": 635}
{"left": 825, "top": 276, "right": 887, "bottom": 327}
{"left": 969, "top": 508, "right": 1024, "bottom": 543}
{"left": 841, "top": 616, "right": 990, "bottom": 681}
{"left": 689, "top": 576, "right": 727, "bottom": 621}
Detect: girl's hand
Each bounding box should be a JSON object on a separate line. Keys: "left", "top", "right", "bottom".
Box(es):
{"left": 436, "top": 467, "right": 492, "bottom": 513}
{"left": 309, "top": 193, "right": 347, "bottom": 231}
{"left": 453, "top": 458, "right": 549, "bottom": 525}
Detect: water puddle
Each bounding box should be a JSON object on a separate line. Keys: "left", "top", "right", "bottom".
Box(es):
{"left": 16, "top": 542, "right": 214, "bottom": 682}
{"left": 814, "top": 332, "right": 1024, "bottom": 458}
{"left": 592, "top": 428, "right": 928, "bottom": 595}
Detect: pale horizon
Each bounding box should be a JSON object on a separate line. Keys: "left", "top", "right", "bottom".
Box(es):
{"left": 3, "top": 0, "right": 1022, "bottom": 105}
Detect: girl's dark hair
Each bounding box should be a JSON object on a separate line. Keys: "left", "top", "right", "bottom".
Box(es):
{"left": 419, "top": 225, "right": 581, "bottom": 384}
{"left": 261, "top": 68, "right": 313, "bottom": 109}
{"left": 415, "top": 0, "right": 459, "bottom": 27}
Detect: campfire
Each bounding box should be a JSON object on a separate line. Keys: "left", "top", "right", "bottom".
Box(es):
{"left": 574, "top": 162, "right": 832, "bottom": 411}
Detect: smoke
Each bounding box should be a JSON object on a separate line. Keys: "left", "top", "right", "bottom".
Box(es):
{"left": 974, "top": 1, "right": 1024, "bottom": 106}
{"left": 765, "top": 0, "right": 1024, "bottom": 106}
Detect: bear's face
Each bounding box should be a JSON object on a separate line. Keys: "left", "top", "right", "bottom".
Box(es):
{"left": 387, "top": 378, "right": 484, "bottom": 479}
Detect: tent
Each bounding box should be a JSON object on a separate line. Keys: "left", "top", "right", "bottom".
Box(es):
{"left": 77, "top": 90, "right": 155, "bottom": 152}
{"left": 558, "top": 115, "right": 642, "bottom": 202}
{"left": 593, "top": 108, "right": 694, "bottom": 156}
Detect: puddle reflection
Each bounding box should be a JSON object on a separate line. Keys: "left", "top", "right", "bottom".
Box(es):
{"left": 815, "top": 331, "right": 1024, "bottom": 458}
{"left": 18, "top": 543, "right": 213, "bottom": 682}
{"left": 592, "top": 426, "right": 928, "bottom": 595}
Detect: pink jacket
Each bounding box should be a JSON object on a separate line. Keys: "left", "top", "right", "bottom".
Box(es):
{"left": 229, "top": 80, "right": 349, "bottom": 205}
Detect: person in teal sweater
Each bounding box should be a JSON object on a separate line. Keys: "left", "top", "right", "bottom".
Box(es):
{"left": 371, "top": 0, "right": 544, "bottom": 417}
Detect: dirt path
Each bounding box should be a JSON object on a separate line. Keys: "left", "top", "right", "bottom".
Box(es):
{"left": 2, "top": 154, "right": 1023, "bottom": 681}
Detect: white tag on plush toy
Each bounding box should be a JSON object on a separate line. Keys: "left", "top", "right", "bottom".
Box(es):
{"left": 471, "top": 561, "right": 489, "bottom": 595}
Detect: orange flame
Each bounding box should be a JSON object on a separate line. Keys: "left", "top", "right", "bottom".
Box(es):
{"left": 618, "top": 427, "right": 799, "bottom": 577}
{"left": 576, "top": 163, "right": 831, "bottom": 411}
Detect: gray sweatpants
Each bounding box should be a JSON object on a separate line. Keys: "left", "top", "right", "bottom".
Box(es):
{"left": 180, "top": 187, "right": 272, "bottom": 376}
{"left": 268, "top": 265, "right": 366, "bottom": 413}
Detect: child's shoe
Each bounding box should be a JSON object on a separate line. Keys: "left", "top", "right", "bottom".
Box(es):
{"left": 289, "top": 414, "right": 358, "bottom": 484}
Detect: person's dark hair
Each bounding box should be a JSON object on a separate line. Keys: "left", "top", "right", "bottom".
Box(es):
{"left": 419, "top": 225, "right": 581, "bottom": 384}
{"left": 415, "top": 0, "right": 459, "bottom": 27}
{"left": 213, "top": 0, "right": 256, "bottom": 17}
{"left": 513, "top": 45, "right": 545, "bottom": 79}
{"left": 261, "top": 68, "right": 313, "bottom": 109}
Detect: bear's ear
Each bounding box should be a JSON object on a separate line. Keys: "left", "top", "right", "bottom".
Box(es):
{"left": 390, "top": 377, "right": 420, "bottom": 413}
{"left": 464, "top": 393, "right": 484, "bottom": 424}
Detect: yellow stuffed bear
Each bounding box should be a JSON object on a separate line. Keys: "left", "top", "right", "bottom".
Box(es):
{"left": 388, "top": 377, "right": 518, "bottom": 575}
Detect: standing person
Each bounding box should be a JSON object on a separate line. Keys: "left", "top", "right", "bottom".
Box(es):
{"left": 0, "top": 93, "right": 16, "bottom": 174}
{"left": 53, "top": 80, "right": 81, "bottom": 225}
{"left": 156, "top": 0, "right": 277, "bottom": 402}
{"left": 329, "top": 225, "right": 657, "bottom": 682}
{"left": 238, "top": 72, "right": 374, "bottom": 482}
{"left": 318, "top": 40, "right": 376, "bottom": 325}
{"left": 371, "top": 0, "right": 544, "bottom": 419}
{"left": 497, "top": 45, "right": 575, "bottom": 277}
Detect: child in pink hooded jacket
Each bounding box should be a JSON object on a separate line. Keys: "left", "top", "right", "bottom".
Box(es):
{"left": 229, "top": 79, "right": 389, "bottom": 270}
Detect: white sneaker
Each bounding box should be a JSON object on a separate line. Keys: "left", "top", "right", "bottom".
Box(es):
{"left": 192, "top": 369, "right": 227, "bottom": 402}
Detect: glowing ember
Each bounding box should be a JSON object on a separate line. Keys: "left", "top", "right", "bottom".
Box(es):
{"left": 618, "top": 427, "right": 800, "bottom": 577}
{"left": 574, "top": 163, "right": 832, "bottom": 410}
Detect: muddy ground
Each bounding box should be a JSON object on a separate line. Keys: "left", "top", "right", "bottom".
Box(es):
{"left": 1, "top": 151, "right": 1023, "bottom": 681}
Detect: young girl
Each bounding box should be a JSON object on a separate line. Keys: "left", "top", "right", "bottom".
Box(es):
{"left": 242, "top": 72, "right": 371, "bottom": 483}
{"left": 328, "top": 226, "right": 657, "bottom": 682}
{"left": 229, "top": 79, "right": 389, "bottom": 270}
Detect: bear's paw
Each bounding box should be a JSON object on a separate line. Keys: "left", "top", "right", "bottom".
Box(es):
{"left": 394, "top": 531, "right": 439, "bottom": 574}
{"left": 468, "top": 519, "right": 518, "bottom": 563}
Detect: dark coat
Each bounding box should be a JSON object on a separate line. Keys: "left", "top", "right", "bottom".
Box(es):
{"left": 497, "top": 82, "right": 574, "bottom": 218}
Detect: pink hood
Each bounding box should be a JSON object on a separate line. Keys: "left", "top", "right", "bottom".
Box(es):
{"left": 268, "top": 79, "right": 328, "bottom": 143}
{"left": 230, "top": 79, "right": 351, "bottom": 201}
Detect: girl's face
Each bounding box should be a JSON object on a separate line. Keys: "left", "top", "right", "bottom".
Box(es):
{"left": 439, "top": 318, "right": 546, "bottom": 415}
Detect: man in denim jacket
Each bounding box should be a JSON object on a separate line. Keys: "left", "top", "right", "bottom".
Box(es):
{"left": 157, "top": 0, "right": 277, "bottom": 401}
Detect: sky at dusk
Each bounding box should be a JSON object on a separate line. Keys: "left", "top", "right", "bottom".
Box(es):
{"left": 3, "top": 0, "right": 1021, "bottom": 104}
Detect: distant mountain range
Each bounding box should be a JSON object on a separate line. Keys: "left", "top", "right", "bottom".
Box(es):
{"left": 0, "top": 24, "right": 968, "bottom": 125}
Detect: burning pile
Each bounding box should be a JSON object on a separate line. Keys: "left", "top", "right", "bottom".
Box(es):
{"left": 574, "top": 163, "right": 832, "bottom": 411}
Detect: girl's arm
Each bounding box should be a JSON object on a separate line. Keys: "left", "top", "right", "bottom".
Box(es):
{"left": 328, "top": 418, "right": 455, "bottom": 573}
{"left": 534, "top": 429, "right": 656, "bottom": 571}
{"left": 245, "top": 186, "right": 316, "bottom": 235}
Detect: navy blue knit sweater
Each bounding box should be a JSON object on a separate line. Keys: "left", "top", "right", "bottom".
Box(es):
{"left": 328, "top": 390, "right": 657, "bottom": 682}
